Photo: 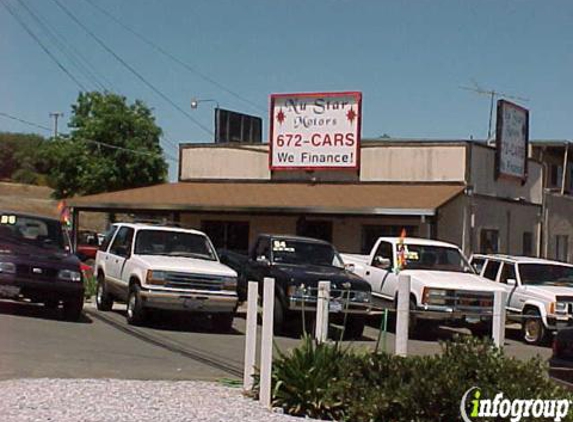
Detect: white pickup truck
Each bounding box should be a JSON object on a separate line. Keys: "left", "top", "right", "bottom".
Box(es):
{"left": 471, "top": 254, "right": 573, "bottom": 345}
{"left": 95, "top": 223, "right": 238, "bottom": 331}
{"left": 342, "top": 237, "right": 504, "bottom": 336}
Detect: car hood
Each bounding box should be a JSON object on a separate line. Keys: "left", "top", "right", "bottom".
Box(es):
{"left": 403, "top": 270, "right": 505, "bottom": 292}
{"left": 0, "top": 239, "right": 80, "bottom": 270}
{"left": 136, "top": 255, "right": 237, "bottom": 277}
{"left": 272, "top": 263, "right": 370, "bottom": 291}
{"left": 523, "top": 285, "right": 573, "bottom": 301}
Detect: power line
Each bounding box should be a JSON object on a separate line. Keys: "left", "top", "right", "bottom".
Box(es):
{"left": 82, "top": 0, "right": 266, "bottom": 115}
{"left": 1, "top": 0, "right": 87, "bottom": 91}
{"left": 16, "top": 0, "right": 113, "bottom": 92}
{"left": 0, "top": 111, "right": 52, "bottom": 132}
{"left": 50, "top": 0, "right": 213, "bottom": 144}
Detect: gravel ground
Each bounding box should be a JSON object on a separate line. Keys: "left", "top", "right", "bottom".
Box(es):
{"left": 0, "top": 379, "right": 315, "bottom": 422}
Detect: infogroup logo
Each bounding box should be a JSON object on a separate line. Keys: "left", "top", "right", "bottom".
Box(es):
{"left": 460, "top": 387, "right": 570, "bottom": 422}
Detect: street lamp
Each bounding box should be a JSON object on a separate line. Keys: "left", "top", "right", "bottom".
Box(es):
{"left": 190, "top": 98, "right": 221, "bottom": 143}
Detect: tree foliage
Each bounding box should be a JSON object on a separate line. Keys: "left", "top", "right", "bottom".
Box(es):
{"left": 44, "top": 92, "right": 168, "bottom": 198}
{"left": 0, "top": 132, "right": 47, "bottom": 184}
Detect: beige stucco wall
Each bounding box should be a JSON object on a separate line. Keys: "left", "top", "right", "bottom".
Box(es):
{"left": 470, "top": 144, "right": 543, "bottom": 205}
{"left": 436, "top": 194, "right": 467, "bottom": 253}
{"left": 179, "top": 145, "right": 270, "bottom": 180}
{"left": 544, "top": 193, "right": 573, "bottom": 263}
{"left": 360, "top": 144, "right": 467, "bottom": 182}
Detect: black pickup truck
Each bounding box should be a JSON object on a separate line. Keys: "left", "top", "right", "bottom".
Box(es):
{"left": 0, "top": 211, "right": 84, "bottom": 320}
{"left": 220, "top": 234, "right": 372, "bottom": 338}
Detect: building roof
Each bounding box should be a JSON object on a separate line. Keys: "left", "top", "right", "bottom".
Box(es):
{"left": 69, "top": 182, "right": 465, "bottom": 216}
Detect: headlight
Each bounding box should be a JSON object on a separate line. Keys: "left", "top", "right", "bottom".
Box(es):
{"left": 0, "top": 262, "right": 16, "bottom": 274}
{"left": 146, "top": 270, "right": 167, "bottom": 286}
{"left": 222, "top": 276, "right": 237, "bottom": 291}
{"left": 423, "top": 288, "right": 449, "bottom": 305}
{"left": 58, "top": 269, "right": 81, "bottom": 282}
{"left": 553, "top": 302, "right": 568, "bottom": 315}
{"left": 287, "top": 284, "right": 308, "bottom": 297}
{"left": 354, "top": 290, "right": 371, "bottom": 303}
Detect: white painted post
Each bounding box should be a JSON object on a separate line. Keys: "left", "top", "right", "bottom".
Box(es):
{"left": 260, "top": 277, "right": 275, "bottom": 408}
{"left": 243, "top": 281, "right": 258, "bottom": 392}
{"left": 395, "top": 274, "right": 411, "bottom": 357}
{"left": 315, "top": 281, "right": 330, "bottom": 343}
{"left": 492, "top": 290, "right": 507, "bottom": 347}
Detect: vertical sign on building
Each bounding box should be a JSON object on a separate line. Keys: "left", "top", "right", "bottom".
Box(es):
{"left": 495, "top": 99, "right": 529, "bottom": 182}
{"left": 270, "top": 92, "right": 362, "bottom": 170}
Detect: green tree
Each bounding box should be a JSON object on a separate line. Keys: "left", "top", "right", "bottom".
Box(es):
{"left": 44, "top": 92, "right": 168, "bottom": 198}
{"left": 0, "top": 132, "right": 47, "bottom": 183}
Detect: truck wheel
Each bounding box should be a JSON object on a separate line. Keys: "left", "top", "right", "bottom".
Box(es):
{"left": 62, "top": 296, "right": 83, "bottom": 321}
{"left": 343, "top": 315, "right": 366, "bottom": 340}
{"left": 126, "top": 285, "right": 146, "bottom": 326}
{"left": 522, "top": 309, "right": 549, "bottom": 346}
{"left": 273, "top": 295, "right": 286, "bottom": 335}
{"left": 96, "top": 274, "right": 113, "bottom": 311}
{"left": 212, "top": 313, "right": 234, "bottom": 333}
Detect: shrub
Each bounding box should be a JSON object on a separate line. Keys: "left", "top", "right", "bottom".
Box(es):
{"left": 270, "top": 335, "right": 573, "bottom": 422}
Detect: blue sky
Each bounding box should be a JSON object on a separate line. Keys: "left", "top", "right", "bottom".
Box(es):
{"left": 1, "top": 1, "right": 572, "bottom": 180}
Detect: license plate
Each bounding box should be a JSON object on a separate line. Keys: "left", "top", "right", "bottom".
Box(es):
{"left": 183, "top": 298, "right": 206, "bottom": 310}
{"left": 329, "top": 301, "right": 343, "bottom": 313}
{"left": 0, "top": 285, "right": 20, "bottom": 298}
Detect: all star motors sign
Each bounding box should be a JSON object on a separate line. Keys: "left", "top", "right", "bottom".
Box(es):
{"left": 270, "top": 91, "right": 362, "bottom": 170}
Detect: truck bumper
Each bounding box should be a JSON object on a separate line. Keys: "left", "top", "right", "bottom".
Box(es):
{"left": 417, "top": 304, "right": 493, "bottom": 323}
{"left": 0, "top": 274, "right": 84, "bottom": 301}
{"left": 288, "top": 297, "right": 371, "bottom": 315}
{"left": 139, "top": 289, "right": 238, "bottom": 314}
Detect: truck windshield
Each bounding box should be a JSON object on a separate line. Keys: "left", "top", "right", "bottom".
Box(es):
{"left": 271, "top": 239, "right": 344, "bottom": 268}
{"left": 398, "top": 244, "right": 474, "bottom": 273}
{"left": 519, "top": 264, "right": 573, "bottom": 286}
{"left": 0, "top": 213, "right": 67, "bottom": 250}
{"left": 134, "top": 230, "right": 217, "bottom": 261}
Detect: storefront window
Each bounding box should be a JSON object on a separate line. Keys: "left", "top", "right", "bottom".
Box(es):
{"left": 480, "top": 229, "right": 499, "bottom": 254}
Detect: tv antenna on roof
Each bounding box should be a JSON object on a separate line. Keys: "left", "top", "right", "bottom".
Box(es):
{"left": 460, "top": 80, "right": 529, "bottom": 141}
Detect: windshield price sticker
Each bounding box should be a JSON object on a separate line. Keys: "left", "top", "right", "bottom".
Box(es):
{"left": 0, "top": 215, "right": 16, "bottom": 225}
{"left": 272, "top": 240, "right": 295, "bottom": 252}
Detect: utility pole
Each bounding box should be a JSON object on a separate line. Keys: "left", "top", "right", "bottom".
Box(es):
{"left": 460, "top": 82, "right": 528, "bottom": 141}
{"left": 49, "top": 112, "right": 64, "bottom": 138}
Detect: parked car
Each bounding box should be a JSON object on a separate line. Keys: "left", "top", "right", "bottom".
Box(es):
{"left": 221, "top": 234, "right": 372, "bottom": 339}
{"left": 470, "top": 254, "right": 573, "bottom": 345}
{"left": 342, "top": 237, "right": 504, "bottom": 336}
{"left": 549, "top": 327, "right": 573, "bottom": 384}
{"left": 0, "top": 211, "right": 84, "bottom": 320}
{"left": 95, "top": 223, "right": 238, "bottom": 330}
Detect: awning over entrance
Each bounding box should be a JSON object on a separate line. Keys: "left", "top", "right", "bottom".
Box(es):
{"left": 69, "top": 182, "right": 465, "bottom": 216}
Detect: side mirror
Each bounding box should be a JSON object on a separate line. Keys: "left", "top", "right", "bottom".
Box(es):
{"left": 256, "top": 255, "right": 270, "bottom": 266}
{"left": 507, "top": 278, "right": 517, "bottom": 287}
{"left": 374, "top": 256, "right": 391, "bottom": 270}
{"left": 344, "top": 262, "right": 355, "bottom": 272}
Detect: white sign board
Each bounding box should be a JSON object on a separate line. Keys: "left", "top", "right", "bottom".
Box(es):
{"left": 495, "top": 100, "right": 529, "bottom": 181}
{"left": 270, "top": 92, "right": 361, "bottom": 170}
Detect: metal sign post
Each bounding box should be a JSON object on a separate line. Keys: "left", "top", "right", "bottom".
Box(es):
{"left": 492, "top": 290, "right": 507, "bottom": 347}
{"left": 395, "top": 274, "right": 411, "bottom": 357}
{"left": 260, "top": 277, "right": 275, "bottom": 408}
{"left": 243, "top": 281, "right": 258, "bottom": 392}
{"left": 315, "top": 281, "right": 330, "bottom": 343}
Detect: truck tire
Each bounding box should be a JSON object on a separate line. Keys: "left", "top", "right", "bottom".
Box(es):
{"left": 126, "top": 285, "right": 146, "bottom": 326}
{"left": 62, "top": 296, "right": 83, "bottom": 321}
{"left": 343, "top": 315, "right": 366, "bottom": 340}
{"left": 212, "top": 313, "right": 234, "bottom": 333}
{"left": 273, "top": 295, "right": 286, "bottom": 335}
{"left": 522, "top": 308, "right": 550, "bottom": 346}
{"left": 96, "top": 274, "right": 113, "bottom": 311}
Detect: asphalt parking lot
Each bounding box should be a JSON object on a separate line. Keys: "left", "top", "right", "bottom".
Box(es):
{"left": 0, "top": 299, "right": 552, "bottom": 382}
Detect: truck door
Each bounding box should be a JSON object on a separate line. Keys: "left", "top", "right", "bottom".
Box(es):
{"left": 364, "top": 240, "right": 396, "bottom": 300}
{"left": 499, "top": 262, "right": 520, "bottom": 312}
{"left": 106, "top": 226, "right": 134, "bottom": 298}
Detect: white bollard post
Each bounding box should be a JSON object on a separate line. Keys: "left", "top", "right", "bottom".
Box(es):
{"left": 492, "top": 290, "right": 507, "bottom": 348}
{"left": 395, "top": 274, "right": 411, "bottom": 357}
{"left": 243, "top": 281, "right": 258, "bottom": 392}
{"left": 260, "top": 277, "right": 275, "bottom": 409}
{"left": 315, "top": 281, "right": 330, "bottom": 343}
